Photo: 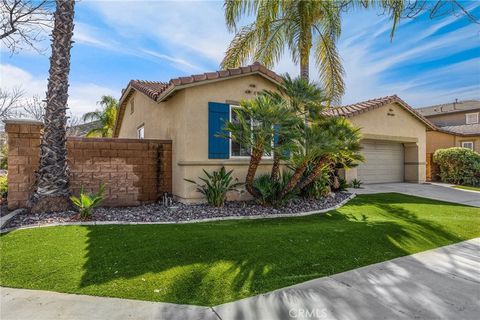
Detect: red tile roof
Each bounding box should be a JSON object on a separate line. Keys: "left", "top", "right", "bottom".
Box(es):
{"left": 114, "top": 63, "right": 283, "bottom": 137}
{"left": 324, "top": 95, "right": 436, "bottom": 130}
{"left": 127, "top": 62, "right": 283, "bottom": 103}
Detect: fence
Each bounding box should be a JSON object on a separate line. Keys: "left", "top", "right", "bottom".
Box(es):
{"left": 5, "top": 120, "right": 172, "bottom": 210}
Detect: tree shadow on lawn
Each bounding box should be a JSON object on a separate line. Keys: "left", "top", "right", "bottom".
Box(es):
{"left": 77, "top": 194, "right": 472, "bottom": 306}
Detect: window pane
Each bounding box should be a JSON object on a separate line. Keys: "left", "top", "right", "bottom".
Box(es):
{"left": 231, "top": 108, "right": 250, "bottom": 157}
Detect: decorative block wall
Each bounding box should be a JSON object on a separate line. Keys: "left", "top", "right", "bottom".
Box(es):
{"left": 5, "top": 120, "right": 172, "bottom": 210}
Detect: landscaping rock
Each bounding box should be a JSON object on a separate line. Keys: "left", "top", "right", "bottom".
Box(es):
{"left": 3, "top": 192, "right": 352, "bottom": 229}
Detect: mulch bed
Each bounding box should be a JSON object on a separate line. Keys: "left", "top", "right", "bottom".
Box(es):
{"left": 3, "top": 192, "right": 352, "bottom": 229}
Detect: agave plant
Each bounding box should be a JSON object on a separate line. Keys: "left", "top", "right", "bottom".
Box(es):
{"left": 185, "top": 167, "right": 243, "bottom": 207}
{"left": 70, "top": 184, "right": 105, "bottom": 220}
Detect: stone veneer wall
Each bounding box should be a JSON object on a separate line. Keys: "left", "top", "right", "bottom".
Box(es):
{"left": 5, "top": 120, "right": 172, "bottom": 210}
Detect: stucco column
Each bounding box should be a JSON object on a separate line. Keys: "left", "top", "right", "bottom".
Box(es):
{"left": 4, "top": 119, "right": 43, "bottom": 209}
{"left": 404, "top": 142, "right": 426, "bottom": 183}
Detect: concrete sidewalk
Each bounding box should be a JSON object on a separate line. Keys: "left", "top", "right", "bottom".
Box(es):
{"left": 2, "top": 239, "right": 479, "bottom": 320}
{"left": 349, "top": 182, "right": 480, "bottom": 207}
{"left": 214, "top": 238, "right": 480, "bottom": 320}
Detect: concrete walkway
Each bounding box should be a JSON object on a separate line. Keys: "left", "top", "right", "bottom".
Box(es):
{"left": 2, "top": 239, "right": 479, "bottom": 320}
{"left": 349, "top": 182, "right": 480, "bottom": 207}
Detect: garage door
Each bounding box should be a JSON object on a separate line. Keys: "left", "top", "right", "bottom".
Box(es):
{"left": 357, "top": 141, "right": 404, "bottom": 183}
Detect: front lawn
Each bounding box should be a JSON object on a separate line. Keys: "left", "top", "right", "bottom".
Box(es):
{"left": 453, "top": 185, "right": 480, "bottom": 192}
{"left": 1, "top": 193, "right": 479, "bottom": 306}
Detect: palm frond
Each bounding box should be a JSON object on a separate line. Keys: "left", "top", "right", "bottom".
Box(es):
{"left": 314, "top": 31, "right": 345, "bottom": 104}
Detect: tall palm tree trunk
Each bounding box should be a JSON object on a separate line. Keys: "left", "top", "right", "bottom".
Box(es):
{"left": 31, "top": 0, "right": 75, "bottom": 213}
{"left": 300, "top": 59, "right": 309, "bottom": 80}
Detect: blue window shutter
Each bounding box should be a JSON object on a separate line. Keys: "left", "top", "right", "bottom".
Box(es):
{"left": 208, "top": 102, "right": 230, "bottom": 159}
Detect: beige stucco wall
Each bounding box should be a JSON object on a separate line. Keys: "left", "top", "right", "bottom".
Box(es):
{"left": 118, "top": 80, "right": 429, "bottom": 201}
{"left": 426, "top": 111, "right": 479, "bottom": 126}
{"left": 426, "top": 131, "right": 480, "bottom": 153}
{"left": 118, "top": 74, "right": 279, "bottom": 201}
{"left": 345, "top": 102, "right": 428, "bottom": 183}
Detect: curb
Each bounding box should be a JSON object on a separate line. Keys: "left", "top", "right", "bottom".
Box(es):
{"left": 0, "top": 208, "right": 25, "bottom": 229}
{"left": 0, "top": 194, "right": 356, "bottom": 233}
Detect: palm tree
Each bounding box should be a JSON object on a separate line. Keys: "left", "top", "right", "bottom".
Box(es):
{"left": 82, "top": 95, "right": 118, "bottom": 137}
{"left": 263, "top": 75, "right": 327, "bottom": 181}
{"left": 223, "top": 0, "right": 344, "bottom": 102}
{"left": 224, "top": 94, "right": 297, "bottom": 197}
{"left": 31, "top": 0, "right": 75, "bottom": 213}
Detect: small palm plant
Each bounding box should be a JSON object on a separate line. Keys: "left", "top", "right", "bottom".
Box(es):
{"left": 70, "top": 185, "right": 105, "bottom": 220}
{"left": 185, "top": 167, "right": 243, "bottom": 207}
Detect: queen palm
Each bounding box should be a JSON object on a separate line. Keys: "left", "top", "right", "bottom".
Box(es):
{"left": 223, "top": 0, "right": 344, "bottom": 102}
{"left": 82, "top": 95, "right": 118, "bottom": 137}
{"left": 31, "top": 0, "right": 75, "bottom": 212}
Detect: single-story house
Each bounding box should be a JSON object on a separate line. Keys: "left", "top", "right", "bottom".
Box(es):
{"left": 114, "top": 63, "right": 434, "bottom": 202}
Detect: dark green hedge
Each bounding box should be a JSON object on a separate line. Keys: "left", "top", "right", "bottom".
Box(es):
{"left": 433, "top": 147, "right": 480, "bottom": 186}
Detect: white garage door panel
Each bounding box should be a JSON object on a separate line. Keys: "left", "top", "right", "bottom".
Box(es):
{"left": 357, "top": 141, "right": 404, "bottom": 183}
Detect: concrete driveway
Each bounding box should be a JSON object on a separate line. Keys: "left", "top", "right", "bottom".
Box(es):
{"left": 349, "top": 182, "right": 480, "bottom": 207}
{"left": 2, "top": 239, "right": 479, "bottom": 320}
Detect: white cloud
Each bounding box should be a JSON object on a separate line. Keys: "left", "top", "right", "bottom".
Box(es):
{"left": 0, "top": 64, "right": 118, "bottom": 117}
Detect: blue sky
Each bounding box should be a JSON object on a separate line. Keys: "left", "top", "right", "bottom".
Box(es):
{"left": 1, "top": 0, "right": 479, "bottom": 117}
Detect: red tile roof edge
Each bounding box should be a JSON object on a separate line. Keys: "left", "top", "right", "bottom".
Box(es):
{"left": 324, "top": 95, "right": 436, "bottom": 130}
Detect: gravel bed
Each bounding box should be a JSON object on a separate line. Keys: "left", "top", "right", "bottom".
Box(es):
{"left": 0, "top": 204, "right": 9, "bottom": 217}
{"left": 3, "top": 192, "right": 352, "bottom": 229}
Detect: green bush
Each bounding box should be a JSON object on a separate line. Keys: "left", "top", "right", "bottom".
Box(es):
{"left": 253, "top": 171, "right": 297, "bottom": 207}
{"left": 433, "top": 147, "right": 480, "bottom": 186}
{"left": 0, "top": 144, "right": 7, "bottom": 170}
{"left": 350, "top": 178, "right": 363, "bottom": 189}
{"left": 70, "top": 185, "right": 105, "bottom": 220}
{"left": 0, "top": 175, "right": 7, "bottom": 199}
{"left": 185, "top": 167, "right": 243, "bottom": 207}
{"left": 301, "top": 166, "right": 331, "bottom": 200}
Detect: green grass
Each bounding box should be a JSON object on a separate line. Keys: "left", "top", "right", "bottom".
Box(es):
{"left": 453, "top": 185, "right": 480, "bottom": 192}
{"left": 1, "top": 193, "right": 479, "bottom": 306}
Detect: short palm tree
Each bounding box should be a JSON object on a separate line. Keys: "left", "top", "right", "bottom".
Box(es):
{"left": 31, "top": 0, "right": 76, "bottom": 213}
{"left": 223, "top": 0, "right": 344, "bottom": 102}
{"left": 82, "top": 95, "right": 118, "bottom": 137}
{"left": 224, "top": 94, "right": 298, "bottom": 197}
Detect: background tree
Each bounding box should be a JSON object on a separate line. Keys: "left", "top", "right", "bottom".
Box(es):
{"left": 82, "top": 95, "right": 118, "bottom": 137}
{"left": 223, "top": 0, "right": 344, "bottom": 102}
{"left": 31, "top": 0, "right": 75, "bottom": 213}
{"left": 223, "top": 0, "right": 477, "bottom": 103}
{"left": 0, "top": 87, "right": 23, "bottom": 125}
{"left": 0, "top": 0, "right": 54, "bottom": 54}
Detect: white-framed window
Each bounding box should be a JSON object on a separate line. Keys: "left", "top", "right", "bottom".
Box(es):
{"left": 461, "top": 141, "right": 474, "bottom": 150}
{"left": 229, "top": 105, "right": 273, "bottom": 159}
{"left": 137, "top": 124, "right": 144, "bottom": 139}
{"left": 466, "top": 112, "right": 478, "bottom": 124}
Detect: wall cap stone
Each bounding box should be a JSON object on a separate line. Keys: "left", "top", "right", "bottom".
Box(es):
{"left": 3, "top": 119, "right": 44, "bottom": 126}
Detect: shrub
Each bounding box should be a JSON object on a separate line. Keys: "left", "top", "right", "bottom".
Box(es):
{"left": 0, "top": 175, "right": 7, "bottom": 199}
{"left": 253, "top": 171, "right": 297, "bottom": 206}
{"left": 331, "top": 177, "right": 349, "bottom": 192}
{"left": 301, "top": 166, "right": 331, "bottom": 200}
{"left": 185, "top": 167, "right": 243, "bottom": 207}
{"left": 433, "top": 147, "right": 480, "bottom": 186}
{"left": 70, "top": 185, "right": 105, "bottom": 220}
{"left": 350, "top": 178, "right": 362, "bottom": 189}
{"left": 0, "top": 144, "right": 7, "bottom": 170}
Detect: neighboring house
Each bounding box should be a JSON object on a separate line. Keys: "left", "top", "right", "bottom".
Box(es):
{"left": 114, "top": 63, "right": 433, "bottom": 202}
{"left": 418, "top": 100, "right": 480, "bottom": 153}
{"left": 68, "top": 120, "right": 102, "bottom": 137}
